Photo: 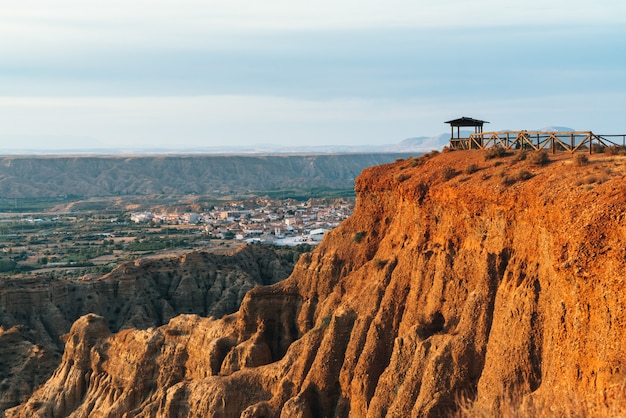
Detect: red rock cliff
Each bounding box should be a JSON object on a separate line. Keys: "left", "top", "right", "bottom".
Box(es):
{"left": 9, "top": 150, "right": 626, "bottom": 417}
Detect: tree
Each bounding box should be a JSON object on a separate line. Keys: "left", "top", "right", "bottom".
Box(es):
{"left": 0, "top": 259, "right": 16, "bottom": 272}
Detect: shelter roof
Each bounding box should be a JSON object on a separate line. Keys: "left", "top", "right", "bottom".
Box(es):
{"left": 444, "top": 117, "right": 489, "bottom": 127}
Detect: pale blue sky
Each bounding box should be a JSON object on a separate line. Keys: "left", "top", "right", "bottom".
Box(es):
{"left": 1, "top": 0, "right": 625, "bottom": 151}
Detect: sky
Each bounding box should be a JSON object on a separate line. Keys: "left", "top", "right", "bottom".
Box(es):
{"left": 1, "top": 0, "right": 626, "bottom": 151}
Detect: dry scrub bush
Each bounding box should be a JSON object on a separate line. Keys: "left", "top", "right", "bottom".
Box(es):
{"left": 501, "top": 176, "right": 516, "bottom": 186}
{"left": 512, "top": 149, "right": 528, "bottom": 162}
{"left": 575, "top": 176, "right": 596, "bottom": 186}
{"left": 409, "top": 150, "right": 440, "bottom": 167}
{"left": 516, "top": 170, "right": 533, "bottom": 181}
{"left": 591, "top": 143, "right": 605, "bottom": 153}
{"left": 441, "top": 166, "right": 457, "bottom": 181}
{"left": 573, "top": 153, "right": 589, "bottom": 166}
{"left": 484, "top": 146, "right": 508, "bottom": 160}
{"left": 605, "top": 145, "right": 626, "bottom": 156}
{"left": 528, "top": 150, "right": 550, "bottom": 166}
{"left": 464, "top": 163, "right": 478, "bottom": 175}
{"left": 408, "top": 157, "right": 421, "bottom": 167}
{"left": 500, "top": 169, "right": 532, "bottom": 186}
{"left": 395, "top": 173, "right": 410, "bottom": 183}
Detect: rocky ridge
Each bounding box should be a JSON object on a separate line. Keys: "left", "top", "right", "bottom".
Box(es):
{"left": 0, "top": 244, "right": 294, "bottom": 412}
{"left": 8, "top": 150, "right": 626, "bottom": 416}
{"left": 0, "top": 154, "right": 413, "bottom": 198}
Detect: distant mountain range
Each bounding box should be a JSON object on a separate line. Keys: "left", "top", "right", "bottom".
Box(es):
{"left": 1, "top": 138, "right": 447, "bottom": 155}
{"left": 0, "top": 153, "right": 419, "bottom": 198}
{"left": 1, "top": 127, "right": 576, "bottom": 155}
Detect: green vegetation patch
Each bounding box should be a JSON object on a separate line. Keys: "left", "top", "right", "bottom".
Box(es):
{"left": 353, "top": 231, "right": 366, "bottom": 243}
{"left": 126, "top": 238, "right": 189, "bottom": 252}
{"left": 0, "top": 197, "right": 81, "bottom": 213}
{"left": 0, "top": 258, "right": 17, "bottom": 273}
{"left": 258, "top": 188, "right": 356, "bottom": 201}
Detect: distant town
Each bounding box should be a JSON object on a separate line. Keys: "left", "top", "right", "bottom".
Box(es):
{"left": 0, "top": 197, "right": 355, "bottom": 277}
{"left": 128, "top": 197, "right": 353, "bottom": 245}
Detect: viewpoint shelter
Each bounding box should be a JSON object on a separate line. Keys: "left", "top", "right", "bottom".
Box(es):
{"left": 445, "top": 117, "right": 489, "bottom": 149}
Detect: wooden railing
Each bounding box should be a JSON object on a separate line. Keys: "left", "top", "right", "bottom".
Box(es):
{"left": 450, "top": 131, "right": 626, "bottom": 153}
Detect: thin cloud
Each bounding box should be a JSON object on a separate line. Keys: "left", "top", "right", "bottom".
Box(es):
{"left": 3, "top": 0, "right": 626, "bottom": 34}
{"left": 1, "top": 1, "right": 625, "bottom": 150}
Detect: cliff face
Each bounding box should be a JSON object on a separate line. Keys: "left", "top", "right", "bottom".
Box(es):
{"left": 0, "top": 245, "right": 294, "bottom": 412}
{"left": 9, "top": 150, "right": 626, "bottom": 417}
